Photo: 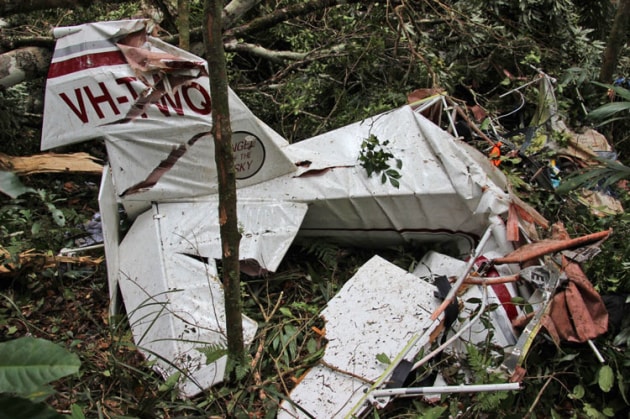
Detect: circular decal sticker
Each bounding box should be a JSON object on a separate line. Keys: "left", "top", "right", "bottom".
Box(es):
{"left": 231, "top": 131, "right": 266, "bottom": 179}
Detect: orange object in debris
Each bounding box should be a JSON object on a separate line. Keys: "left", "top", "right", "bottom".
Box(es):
{"left": 489, "top": 142, "right": 502, "bottom": 166}
{"left": 492, "top": 228, "right": 612, "bottom": 265}
{"left": 540, "top": 223, "right": 609, "bottom": 344}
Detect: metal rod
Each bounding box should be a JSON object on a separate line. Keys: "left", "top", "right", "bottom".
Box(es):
{"left": 588, "top": 339, "right": 605, "bottom": 364}
{"left": 430, "top": 222, "right": 494, "bottom": 321}
{"left": 413, "top": 282, "right": 488, "bottom": 371}
{"left": 370, "top": 382, "right": 521, "bottom": 398}
{"left": 59, "top": 243, "right": 105, "bottom": 255}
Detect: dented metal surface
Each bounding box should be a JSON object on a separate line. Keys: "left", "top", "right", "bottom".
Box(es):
{"left": 117, "top": 200, "right": 307, "bottom": 395}
{"left": 240, "top": 105, "right": 512, "bottom": 253}
{"left": 42, "top": 19, "right": 297, "bottom": 209}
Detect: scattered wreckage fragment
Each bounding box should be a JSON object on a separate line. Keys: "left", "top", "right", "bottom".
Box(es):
{"left": 39, "top": 19, "right": 613, "bottom": 404}
{"left": 409, "top": 73, "right": 625, "bottom": 218}
{"left": 279, "top": 223, "right": 612, "bottom": 417}
{"left": 115, "top": 199, "right": 307, "bottom": 394}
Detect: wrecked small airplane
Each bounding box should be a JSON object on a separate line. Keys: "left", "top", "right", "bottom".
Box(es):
{"left": 40, "top": 19, "right": 611, "bottom": 415}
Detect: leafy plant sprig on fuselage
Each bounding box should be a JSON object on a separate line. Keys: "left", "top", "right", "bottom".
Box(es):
{"left": 358, "top": 134, "right": 403, "bottom": 188}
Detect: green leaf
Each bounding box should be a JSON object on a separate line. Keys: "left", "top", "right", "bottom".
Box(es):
{"left": 235, "top": 362, "right": 250, "bottom": 380}
{"left": 569, "top": 384, "right": 585, "bottom": 400}
{"left": 510, "top": 296, "right": 528, "bottom": 305}
{"left": 588, "top": 102, "right": 630, "bottom": 121}
{"left": 583, "top": 402, "right": 603, "bottom": 419}
{"left": 555, "top": 353, "right": 579, "bottom": 363}
{"left": 158, "top": 371, "right": 181, "bottom": 392}
{"left": 618, "top": 368, "right": 629, "bottom": 405}
{"left": 70, "top": 404, "right": 86, "bottom": 419}
{"left": 301, "top": 346, "right": 325, "bottom": 364}
{"left": 279, "top": 307, "right": 294, "bottom": 318}
{"left": 386, "top": 169, "right": 401, "bottom": 179}
{"left": 0, "top": 337, "right": 80, "bottom": 396}
{"left": 196, "top": 344, "right": 228, "bottom": 365}
{"left": 376, "top": 352, "right": 391, "bottom": 365}
{"left": 592, "top": 81, "right": 630, "bottom": 101}
{"left": 598, "top": 364, "right": 614, "bottom": 393}
{"left": 0, "top": 171, "right": 35, "bottom": 199}
{"left": 613, "top": 329, "right": 630, "bottom": 346}
{"left": 0, "top": 394, "right": 65, "bottom": 419}
{"left": 418, "top": 405, "right": 448, "bottom": 419}
{"left": 306, "top": 337, "right": 317, "bottom": 354}
{"left": 31, "top": 222, "right": 41, "bottom": 235}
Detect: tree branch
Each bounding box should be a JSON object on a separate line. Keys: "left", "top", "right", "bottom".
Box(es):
{"left": 0, "top": 46, "right": 51, "bottom": 88}
{"left": 224, "top": 0, "right": 261, "bottom": 29}
{"left": 225, "top": 0, "right": 367, "bottom": 38}
{"left": 0, "top": 0, "right": 128, "bottom": 16}
{"left": 225, "top": 40, "right": 310, "bottom": 62}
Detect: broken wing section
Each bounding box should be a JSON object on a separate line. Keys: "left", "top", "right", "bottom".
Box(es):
{"left": 117, "top": 200, "right": 307, "bottom": 396}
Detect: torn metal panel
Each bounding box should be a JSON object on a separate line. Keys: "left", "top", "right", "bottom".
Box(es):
{"left": 118, "top": 234, "right": 252, "bottom": 397}
{"left": 136, "top": 199, "right": 308, "bottom": 273}
{"left": 278, "top": 255, "right": 442, "bottom": 418}
{"left": 41, "top": 19, "right": 296, "bottom": 207}
{"left": 117, "top": 200, "right": 307, "bottom": 395}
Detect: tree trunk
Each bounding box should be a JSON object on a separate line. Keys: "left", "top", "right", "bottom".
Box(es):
{"left": 599, "top": 0, "right": 630, "bottom": 83}
{"left": 178, "top": 0, "right": 190, "bottom": 50}
{"left": 203, "top": 0, "right": 246, "bottom": 366}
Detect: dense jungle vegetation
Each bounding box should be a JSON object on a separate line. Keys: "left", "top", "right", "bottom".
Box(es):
{"left": 0, "top": 0, "right": 629, "bottom": 417}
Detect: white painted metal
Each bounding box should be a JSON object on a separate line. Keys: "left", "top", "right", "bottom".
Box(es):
{"left": 277, "top": 256, "right": 441, "bottom": 418}
{"left": 118, "top": 200, "right": 307, "bottom": 396}
{"left": 41, "top": 20, "right": 297, "bottom": 207}
{"left": 98, "top": 166, "right": 122, "bottom": 314}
